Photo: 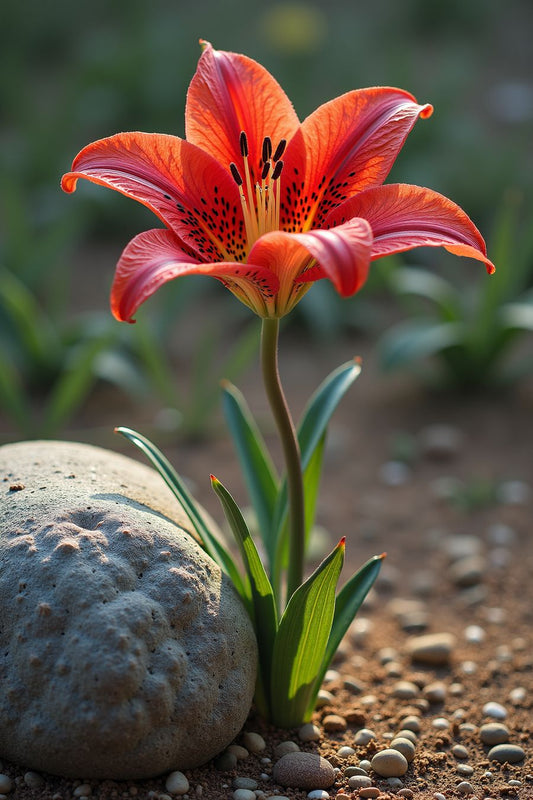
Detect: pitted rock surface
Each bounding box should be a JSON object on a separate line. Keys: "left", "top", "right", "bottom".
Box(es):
{"left": 0, "top": 440, "right": 257, "bottom": 779}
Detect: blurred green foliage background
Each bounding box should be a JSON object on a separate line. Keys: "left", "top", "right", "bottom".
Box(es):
{"left": 1, "top": 0, "right": 533, "bottom": 437}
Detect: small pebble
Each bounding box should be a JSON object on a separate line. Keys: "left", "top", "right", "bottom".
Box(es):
{"left": 386, "top": 777, "right": 404, "bottom": 789}
{"left": 359, "top": 760, "right": 372, "bottom": 771}
{"left": 24, "top": 772, "right": 45, "bottom": 789}
{"left": 405, "top": 633, "right": 455, "bottom": 665}
{"left": 354, "top": 728, "right": 376, "bottom": 745}
{"left": 479, "top": 722, "right": 510, "bottom": 745}
{"left": 227, "top": 744, "right": 249, "bottom": 760}
{"left": 274, "top": 741, "right": 300, "bottom": 758}
{"left": 392, "top": 681, "right": 419, "bottom": 700}
{"left": 432, "top": 717, "right": 450, "bottom": 730}
{"left": 452, "top": 744, "right": 468, "bottom": 759}
{"left": 345, "top": 766, "right": 368, "bottom": 777}
{"left": 487, "top": 744, "right": 525, "bottom": 763}
{"left": 233, "top": 777, "right": 258, "bottom": 790}
{"left": 233, "top": 791, "right": 255, "bottom": 800}
{"left": 371, "top": 749, "right": 408, "bottom": 777}
{"left": 306, "top": 791, "right": 329, "bottom": 799}
{"left": 456, "top": 781, "right": 474, "bottom": 795}
{"left": 433, "top": 794, "right": 446, "bottom": 800}
{"left": 74, "top": 786, "right": 92, "bottom": 797}
{"left": 242, "top": 731, "right": 266, "bottom": 752}
{"left": 423, "top": 682, "right": 447, "bottom": 703}
{"left": 336, "top": 746, "right": 355, "bottom": 758}
{"left": 273, "top": 752, "right": 336, "bottom": 789}
{"left": 391, "top": 738, "right": 416, "bottom": 762}
{"left": 398, "top": 790, "right": 414, "bottom": 798}
{"left": 482, "top": 701, "right": 507, "bottom": 720}
{"left": 379, "top": 460, "right": 411, "bottom": 486}
{"left": 449, "top": 556, "right": 485, "bottom": 587}
{"left": 509, "top": 686, "right": 526, "bottom": 704}
{"left": 395, "top": 729, "right": 418, "bottom": 743}
{"left": 298, "top": 723, "right": 321, "bottom": 742}
{"left": 323, "top": 714, "right": 346, "bottom": 732}
{"left": 464, "top": 624, "right": 486, "bottom": 643}
{"left": 358, "top": 789, "right": 380, "bottom": 799}
{"left": 316, "top": 690, "right": 335, "bottom": 708}
{"left": 497, "top": 479, "right": 530, "bottom": 504}
{"left": 165, "top": 772, "right": 189, "bottom": 796}
{"left": 419, "top": 424, "right": 463, "bottom": 459}
{"left": 348, "top": 775, "right": 372, "bottom": 789}
{"left": 457, "top": 764, "right": 474, "bottom": 776}
{"left": 0, "top": 777, "right": 12, "bottom": 794}
{"left": 400, "top": 715, "right": 421, "bottom": 733}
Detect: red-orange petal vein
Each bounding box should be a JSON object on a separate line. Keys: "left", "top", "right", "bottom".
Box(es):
{"left": 111, "top": 228, "right": 279, "bottom": 322}
{"left": 327, "top": 184, "right": 495, "bottom": 273}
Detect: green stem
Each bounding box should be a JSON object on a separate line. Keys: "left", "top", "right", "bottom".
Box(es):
{"left": 260, "top": 317, "right": 305, "bottom": 603}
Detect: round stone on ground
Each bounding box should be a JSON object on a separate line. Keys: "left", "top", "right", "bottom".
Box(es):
{"left": 371, "top": 749, "right": 409, "bottom": 777}
{"left": 0, "top": 440, "right": 257, "bottom": 780}
{"left": 272, "top": 752, "right": 336, "bottom": 789}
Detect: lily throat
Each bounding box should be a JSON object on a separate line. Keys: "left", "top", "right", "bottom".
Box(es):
{"left": 229, "top": 131, "right": 286, "bottom": 249}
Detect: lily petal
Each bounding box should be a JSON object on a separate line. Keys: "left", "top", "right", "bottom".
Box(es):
{"left": 248, "top": 218, "right": 373, "bottom": 315}
{"left": 111, "top": 228, "right": 279, "bottom": 322}
{"left": 186, "top": 41, "right": 300, "bottom": 181}
{"left": 327, "top": 184, "right": 495, "bottom": 272}
{"left": 281, "top": 88, "right": 432, "bottom": 230}
{"left": 61, "top": 132, "right": 244, "bottom": 261}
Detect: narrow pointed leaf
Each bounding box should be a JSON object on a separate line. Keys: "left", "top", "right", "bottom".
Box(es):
{"left": 0, "top": 348, "right": 33, "bottom": 434}
{"left": 269, "top": 538, "right": 345, "bottom": 728}
{"left": 115, "top": 426, "right": 246, "bottom": 598}
{"left": 222, "top": 381, "right": 279, "bottom": 554}
{"left": 308, "top": 553, "right": 384, "bottom": 716}
{"left": 298, "top": 359, "right": 361, "bottom": 469}
{"left": 211, "top": 475, "right": 277, "bottom": 708}
{"left": 42, "top": 332, "right": 115, "bottom": 436}
{"left": 379, "top": 319, "right": 465, "bottom": 371}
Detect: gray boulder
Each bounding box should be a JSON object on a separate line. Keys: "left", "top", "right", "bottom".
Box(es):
{"left": 0, "top": 440, "right": 257, "bottom": 779}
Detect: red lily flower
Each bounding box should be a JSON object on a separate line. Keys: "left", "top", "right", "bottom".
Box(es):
{"left": 62, "top": 41, "right": 494, "bottom": 321}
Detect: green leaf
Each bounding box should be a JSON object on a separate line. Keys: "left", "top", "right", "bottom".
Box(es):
{"left": 0, "top": 346, "right": 33, "bottom": 434}
{"left": 391, "top": 266, "right": 457, "bottom": 312}
{"left": 308, "top": 553, "right": 384, "bottom": 716}
{"left": 500, "top": 297, "right": 533, "bottom": 332}
{"left": 269, "top": 537, "right": 345, "bottom": 728}
{"left": 298, "top": 359, "right": 361, "bottom": 469}
{"left": 211, "top": 475, "right": 277, "bottom": 713}
{"left": 42, "top": 331, "right": 114, "bottom": 436}
{"left": 222, "top": 381, "right": 279, "bottom": 557}
{"left": 115, "top": 426, "right": 246, "bottom": 599}
{"left": 378, "top": 319, "right": 465, "bottom": 371}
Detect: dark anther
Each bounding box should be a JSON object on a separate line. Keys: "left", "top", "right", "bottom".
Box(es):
{"left": 273, "top": 139, "right": 287, "bottom": 162}
{"left": 239, "top": 131, "right": 249, "bottom": 157}
{"left": 262, "top": 136, "right": 272, "bottom": 163}
{"left": 229, "top": 162, "right": 243, "bottom": 186}
{"left": 272, "top": 160, "right": 284, "bottom": 181}
{"left": 261, "top": 161, "right": 271, "bottom": 180}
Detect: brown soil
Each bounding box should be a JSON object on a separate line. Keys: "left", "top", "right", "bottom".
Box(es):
{"left": 1, "top": 327, "right": 532, "bottom": 800}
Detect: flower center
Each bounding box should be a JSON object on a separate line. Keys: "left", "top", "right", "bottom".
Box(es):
{"left": 229, "top": 131, "right": 286, "bottom": 251}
